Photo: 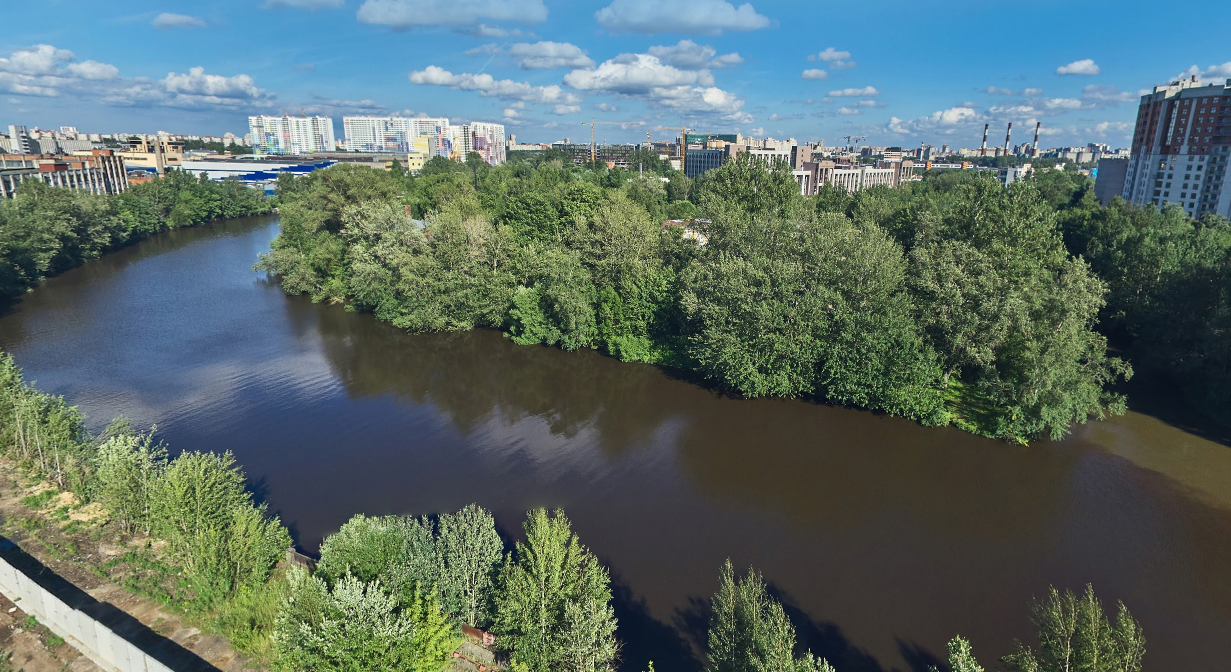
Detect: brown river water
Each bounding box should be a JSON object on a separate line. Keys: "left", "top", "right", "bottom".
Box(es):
{"left": 0, "top": 216, "right": 1227, "bottom": 671}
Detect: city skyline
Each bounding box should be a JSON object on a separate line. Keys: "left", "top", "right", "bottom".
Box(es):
{"left": 2, "top": 0, "right": 1229, "bottom": 147}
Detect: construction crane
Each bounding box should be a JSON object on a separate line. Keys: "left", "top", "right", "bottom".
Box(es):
{"left": 842, "top": 135, "right": 866, "bottom": 151}
{"left": 582, "top": 118, "right": 642, "bottom": 163}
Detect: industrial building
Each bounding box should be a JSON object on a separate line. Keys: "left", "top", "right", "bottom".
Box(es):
{"left": 1119, "top": 76, "right": 1231, "bottom": 218}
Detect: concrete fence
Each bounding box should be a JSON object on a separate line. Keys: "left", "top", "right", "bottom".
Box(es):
{"left": 0, "top": 554, "right": 174, "bottom": 672}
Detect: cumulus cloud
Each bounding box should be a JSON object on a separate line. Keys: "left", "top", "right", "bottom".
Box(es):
{"left": 648, "top": 40, "right": 742, "bottom": 69}
{"left": 0, "top": 44, "right": 256, "bottom": 105}
{"left": 564, "top": 53, "right": 749, "bottom": 121}
{"left": 508, "top": 42, "right": 593, "bottom": 70}
{"left": 263, "top": 0, "right": 345, "bottom": 8}
{"left": 984, "top": 86, "right": 1015, "bottom": 95}
{"left": 857, "top": 99, "right": 875, "bottom": 107}
{"left": 66, "top": 60, "right": 119, "bottom": 80}
{"left": 801, "top": 69, "right": 827, "bottom": 80}
{"left": 358, "top": 0, "right": 547, "bottom": 28}
{"left": 1093, "top": 121, "right": 1131, "bottom": 135}
{"left": 1056, "top": 59, "right": 1100, "bottom": 76}
{"left": 808, "top": 47, "right": 855, "bottom": 69}
{"left": 1081, "top": 84, "right": 1133, "bottom": 105}
{"left": 595, "top": 102, "right": 618, "bottom": 111}
{"left": 837, "top": 107, "right": 859, "bottom": 115}
{"left": 887, "top": 106, "right": 979, "bottom": 134}
{"left": 564, "top": 53, "right": 713, "bottom": 93}
{"left": 595, "top": 0, "right": 770, "bottom": 35}
{"left": 410, "top": 65, "right": 579, "bottom": 104}
{"left": 1174, "top": 61, "right": 1231, "bottom": 84}
{"left": 553, "top": 104, "right": 581, "bottom": 115}
{"left": 828, "top": 86, "right": 878, "bottom": 97}
{"left": 1044, "top": 97, "right": 1083, "bottom": 110}
{"left": 1024, "top": 88, "right": 1043, "bottom": 96}
{"left": 152, "top": 13, "right": 207, "bottom": 28}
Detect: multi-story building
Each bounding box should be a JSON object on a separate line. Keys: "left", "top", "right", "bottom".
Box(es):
{"left": 343, "top": 116, "right": 415, "bottom": 153}
{"left": 455, "top": 122, "right": 506, "bottom": 165}
{"left": 119, "top": 136, "right": 184, "bottom": 175}
{"left": 1, "top": 149, "right": 129, "bottom": 198}
{"left": 1121, "top": 76, "right": 1231, "bottom": 217}
{"left": 249, "top": 115, "right": 336, "bottom": 155}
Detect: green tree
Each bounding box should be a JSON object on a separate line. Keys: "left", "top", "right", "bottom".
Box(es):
{"left": 929, "top": 636, "right": 983, "bottom": 672}
{"left": 91, "top": 431, "right": 166, "bottom": 535}
{"left": 437, "top": 503, "right": 504, "bottom": 627}
{"left": 492, "top": 509, "right": 619, "bottom": 672}
{"left": 1002, "top": 584, "right": 1145, "bottom": 672}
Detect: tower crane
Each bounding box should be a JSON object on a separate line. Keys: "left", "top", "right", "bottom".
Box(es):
{"left": 582, "top": 118, "right": 643, "bottom": 163}
{"left": 678, "top": 126, "right": 695, "bottom": 175}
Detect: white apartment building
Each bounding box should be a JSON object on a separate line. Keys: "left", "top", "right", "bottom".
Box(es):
{"left": 1121, "top": 76, "right": 1231, "bottom": 218}
{"left": 249, "top": 115, "right": 336, "bottom": 155}
{"left": 343, "top": 116, "right": 416, "bottom": 153}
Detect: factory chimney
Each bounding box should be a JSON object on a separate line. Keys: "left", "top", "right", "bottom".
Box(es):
{"left": 980, "top": 123, "right": 989, "bottom": 157}
{"left": 1004, "top": 122, "right": 1012, "bottom": 156}
{"left": 1032, "top": 122, "right": 1041, "bottom": 157}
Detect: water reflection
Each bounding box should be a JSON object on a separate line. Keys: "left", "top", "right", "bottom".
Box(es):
{"left": 0, "top": 218, "right": 1227, "bottom": 671}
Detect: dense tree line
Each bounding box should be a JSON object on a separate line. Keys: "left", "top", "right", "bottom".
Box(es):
{"left": 257, "top": 152, "right": 1231, "bottom": 441}
{"left": 0, "top": 170, "right": 271, "bottom": 299}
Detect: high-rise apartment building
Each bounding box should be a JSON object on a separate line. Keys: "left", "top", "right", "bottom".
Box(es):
{"left": 343, "top": 116, "right": 415, "bottom": 152}
{"left": 454, "top": 122, "right": 506, "bottom": 165}
{"left": 1122, "top": 76, "right": 1231, "bottom": 217}
{"left": 249, "top": 115, "right": 336, "bottom": 155}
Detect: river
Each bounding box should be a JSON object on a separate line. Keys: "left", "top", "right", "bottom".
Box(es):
{"left": 0, "top": 216, "right": 1227, "bottom": 671}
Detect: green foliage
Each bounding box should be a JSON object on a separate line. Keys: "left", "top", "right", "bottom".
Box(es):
{"left": 437, "top": 503, "right": 504, "bottom": 627}
{"left": 272, "top": 567, "right": 460, "bottom": 672}
{"left": 928, "top": 636, "right": 984, "bottom": 672}
{"left": 492, "top": 509, "right": 619, "bottom": 672}
{"left": 0, "top": 353, "right": 92, "bottom": 490}
{"left": 707, "top": 559, "right": 833, "bottom": 672}
{"left": 152, "top": 450, "right": 291, "bottom": 605}
{"left": 317, "top": 513, "right": 437, "bottom": 593}
{"left": 92, "top": 431, "right": 166, "bottom": 535}
{"left": 1001, "top": 584, "right": 1145, "bottom": 672}
{"left": 0, "top": 173, "right": 269, "bottom": 299}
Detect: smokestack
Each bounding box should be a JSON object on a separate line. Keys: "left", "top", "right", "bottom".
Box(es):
{"left": 1004, "top": 122, "right": 1012, "bottom": 156}
{"left": 1032, "top": 122, "right": 1041, "bottom": 157}
{"left": 980, "top": 123, "right": 989, "bottom": 157}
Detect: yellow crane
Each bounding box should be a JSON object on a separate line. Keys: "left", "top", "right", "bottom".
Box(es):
{"left": 678, "top": 126, "right": 695, "bottom": 175}
{"left": 582, "top": 118, "right": 643, "bottom": 163}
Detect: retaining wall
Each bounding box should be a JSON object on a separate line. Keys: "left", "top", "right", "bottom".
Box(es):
{"left": 0, "top": 554, "right": 174, "bottom": 672}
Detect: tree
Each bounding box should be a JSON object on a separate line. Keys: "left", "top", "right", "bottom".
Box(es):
{"left": 273, "top": 568, "right": 459, "bottom": 672}
{"left": 1002, "top": 584, "right": 1145, "bottom": 672}
{"left": 492, "top": 509, "right": 619, "bottom": 672}
{"left": 437, "top": 504, "right": 504, "bottom": 627}
{"left": 317, "top": 513, "right": 439, "bottom": 595}
{"left": 91, "top": 431, "right": 166, "bottom": 535}
{"left": 707, "top": 560, "right": 833, "bottom": 672}
{"left": 929, "top": 636, "right": 984, "bottom": 672}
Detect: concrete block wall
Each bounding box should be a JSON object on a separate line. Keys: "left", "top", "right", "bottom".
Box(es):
{"left": 0, "top": 555, "right": 174, "bottom": 672}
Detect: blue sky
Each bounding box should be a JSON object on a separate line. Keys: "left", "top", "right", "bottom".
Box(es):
{"left": 2, "top": 0, "right": 1229, "bottom": 148}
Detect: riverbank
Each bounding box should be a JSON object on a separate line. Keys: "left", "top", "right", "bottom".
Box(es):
{"left": 0, "top": 458, "right": 258, "bottom": 671}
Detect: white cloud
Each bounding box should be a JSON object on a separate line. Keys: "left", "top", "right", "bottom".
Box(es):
{"left": 813, "top": 47, "right": 850, "bottom": 62}
{"left": 1044, "top": 97, "right": 1083, "bottom": 110}
{"left": 808, "top": 47, "right": 855, "bottom": 69}
{"left": 357, "top": 0, "right": 547, "bottom": 28}
{"left": 152, "top": 13, "right": 207, "bottom": 29}
{"left": 887, "top": 106, "right": 979, "bottom": 135}
{"left": 595, "top": 0, "right": 770, "bottom": 35}
{"left": 828, "top": 86, "right": 878, "bottom": 97}
{"left": 564, "top": 53, "right": 713, "bottom": 93}
{"left": 1093, "top": 121, "right": 1131, "bottom": 135}
{"left": 160, "top": 66, "right": 270, "bottom": 107}
{"left": 263, "top": 0, "right": 345, "bottom": 8}
{"left": 0, "top": 44, "right": 74, "bottom": 76}
{"left": 553, "top": 104, "right": 581, "bottom": 115}
{"left": 1023, "top": 87, "right": 1043, "bottom": 96}
{"left": 647, "top": 40, "right": 741, "bottom": 70}
{"left": 984, "top": 86, "right": 1016, "bottom": 95}
{"left": 837, "top": 107, "right": 859, "bottom": 115}
{"left": 1174, "top": 61, "right": 1231, "bottom": 84}
{"left": 410, "top": 65, "right": 579, "bottom": 104}
{"left": 465, "top": 43, "right": 503, "bottom": 56}
{"left": 1081, "top": 84, "right": 1133, "bottom": 105}
{"left": 1056, "top": 59, "right": 1100, "bottom": 76}
{"left": 66, "top": 60, "right": 119, "bottom": 80}
{"left": 748, "top": 126, "right": 764, "bottom": 136}
{"left": 857, "top": 99, "right": 875, "bottom": 107}
{"left": 508, "top": 41, "right": 593, "bottom": 70}
{"left": 595, "top": 102, "right": 618, "bottom": 111}
{"left": 304, "top": 96, "right": 388, "bottom": 115}
{"left": 801, "top": 69, "right": 827, "bottom": 80}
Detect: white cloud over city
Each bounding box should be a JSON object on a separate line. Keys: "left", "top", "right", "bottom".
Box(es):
{"left": 409, "top": 65, "right": 580, "bottom": 105}
{"left": 1056, "top": 59, "right": 1100, "bottom": 76}
{"left": 508, "top": 42, "right": 594, "bottom": 70}
{"left": 357, "top": 0, "right": 548, "bottom": 28}
{"left": 595, "top": 0, "right": 770, "bottom": 35}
